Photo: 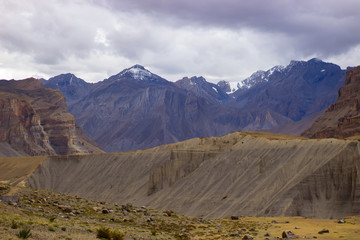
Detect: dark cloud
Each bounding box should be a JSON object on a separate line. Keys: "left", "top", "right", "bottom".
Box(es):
{"left": 102, "top": 0, "right": 360, "bottom": 57}
{"left": 0, "top": 0, "right": 359, "bottom": 83}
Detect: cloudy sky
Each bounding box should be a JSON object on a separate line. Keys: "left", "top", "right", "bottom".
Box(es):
{"left": 1, "top": 0, "right": 360, "bottom": 83}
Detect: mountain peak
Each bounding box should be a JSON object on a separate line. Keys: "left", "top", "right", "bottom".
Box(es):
{"left": 118, "top": 65, "right": 152, "bottom": 81}
{"left": 130, "top": 64, "right": 146, "bottom": 70}
{"left": 109, "top": 65, "right": 168, "bottom": 84}
{"left": 308, "top": 58, "right": 323, "bottom": 63}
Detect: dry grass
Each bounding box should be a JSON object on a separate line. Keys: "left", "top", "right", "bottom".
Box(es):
{"left": 0, "top": 184, "right": 359, "bottom": 240}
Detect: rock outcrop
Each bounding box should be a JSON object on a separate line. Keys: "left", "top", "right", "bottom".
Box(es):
{"left": 302, "top": 66, "right": 360, "bottom": 138}
{"left": 0, "top": 78, "right": 103, "bottom": 156}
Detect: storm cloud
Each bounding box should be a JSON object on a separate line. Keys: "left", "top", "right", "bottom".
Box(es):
{"left": 1, "top": 0, "right": 360, "bottom": 83}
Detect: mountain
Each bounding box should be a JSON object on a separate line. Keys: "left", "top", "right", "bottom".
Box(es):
{"left": 302, "top": 66, "right": 360, "bottom": 138}
{"left": 231, "top": 58, "right": 345, "bottom": 122}
{"left": 67, "top": 65, "right": 295, "bottom": 152}
{"left": 44, "top": 59, "right": 347, "bottom": 152}
{"left": 175, "top": 76, "right": 229, "bottom": 103}
{"left": 7, "top": 131, "right": 357, "bottom": 219}
{"left": 0, "top": 78, "right": 103, "bottom": 156}
{"left": 41, "top": 73, "right": 93, "bottom": 104}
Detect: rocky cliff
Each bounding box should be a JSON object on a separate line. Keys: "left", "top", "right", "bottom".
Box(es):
{"left": 0, "top": 78, "right": 103, "bottom": 156}
{"left": 302, "top": 66, "right": 360, "bottom": 138}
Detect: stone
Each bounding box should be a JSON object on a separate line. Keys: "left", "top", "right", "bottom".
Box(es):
{"left": 58, "top": 205, "right": 73, "bottom": 213}
{"left": 318, "top": 229, "right": 329, "bottom": 234}
{"left": 282, "top": 230, "right": 295, "bottom": 239}
{"left": 231, "top": 216, "right": 239, "bottom": 220}
{"left": 242, "top": 234, "right": 253, "bottom": 239}
{"left": 163, "top": 210, "right": 173, "bottom": 216}
{"left": 338, "top": 219, "right": 345, "bottom": 223}
{"left": 229, "top": 233, "right": 239, "bottom": 237}
{"left": 102, "top": 209, "right": 109, "bottom": 214}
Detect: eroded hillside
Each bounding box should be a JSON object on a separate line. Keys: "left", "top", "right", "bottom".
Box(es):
{"left": 2, "top": 132, "right": 357, "bottom": 219}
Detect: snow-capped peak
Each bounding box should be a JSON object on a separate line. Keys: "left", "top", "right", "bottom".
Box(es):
{"left": 121, "top": 64, "right": 152, "bottom": 80}
{"left": 228, "top": 65, "right": 286, "bottom": 92}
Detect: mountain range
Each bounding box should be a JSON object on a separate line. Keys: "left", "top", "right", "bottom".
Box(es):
{"left": 40, "top": 58, "right": 346, "bottom": 152}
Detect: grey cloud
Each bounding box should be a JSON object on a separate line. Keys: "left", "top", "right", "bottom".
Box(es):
{"left": 101, "top": 0, "right": 360, "bottom": 58}
{"left": 1, "top": 0, "right": 360, "bottom": 83}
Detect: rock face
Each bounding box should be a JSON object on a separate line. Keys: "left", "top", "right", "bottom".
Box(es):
{"left": 175, "top": 76, "right": 229, "bottom": 103}
{"left": 23, "top": 132, "right": 360, "bottom": 219}
{"left": 0, "top": 78, "right": 103, "bottom": 156}
{"left": 302, "top": 66, "right": 360, "bottom": 138}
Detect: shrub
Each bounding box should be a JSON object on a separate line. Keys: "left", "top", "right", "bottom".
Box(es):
{"left": 96, "top": 226, "right": 111, "bottom": 239}
{"left": 111, "top": 231, "right": 124, "bottom": 240}
{"left": 16, "top": 227, "right": 32, "bottom": 239}
{"left": 96, "top": 227, "right": 124, "bottom": 240}
{"left": 48, "top": 226, "right": 55, "bottom": 232}
{"left": 11, "top": 220, "right": 18, "bottom": 229}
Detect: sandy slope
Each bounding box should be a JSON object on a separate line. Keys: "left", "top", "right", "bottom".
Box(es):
{"left": 1, "top": 132, "right": 359, "bottom": 219}
{"left": 0, "top": 156, "right": 45, "bottom": 183}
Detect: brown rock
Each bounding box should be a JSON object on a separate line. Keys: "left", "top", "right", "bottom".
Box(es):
{"left": 163, "top": 210, "right": 173, "bottom": 216}
{"left": 282, "top": 230, "right": 296, "bottom": 239}
{"left": 302, "top": 66, "right": 360, "bottom": 139}
{"left": 242, "top": 234, "right": 253, "bottom": 239}
{"left": 0, "top": 78, "right": 103, "bottom": 156}
{"left": 318, "top": 229, "right": 329, "bottom": 234}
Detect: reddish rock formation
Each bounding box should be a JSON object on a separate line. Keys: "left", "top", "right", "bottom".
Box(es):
{"left": 302, "top": 66, "right": 360, "bottom": 138}
{"left": 0, "top": 78, "right": 103, "bottom": 156}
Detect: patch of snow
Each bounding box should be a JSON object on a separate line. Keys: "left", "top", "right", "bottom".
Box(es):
{"left": 321, "top": 69, "right": 326, "bottom": 72}
{"left": 190, "top": 80, "right": 195, "bottom": 85}
{"left": 70, "top": 75, "right": 73, "bottom": 84}
{"left": 228, "top": 81, "right": 242, "bottom": 93}
{"left": 268, "top": 65, "right": 285, "bottom": 75}
{"left": 122, "top": 65, "right": 152, "bottom": 80}
{"left": 212, "top": 87, "right": 218, "bottom": 93}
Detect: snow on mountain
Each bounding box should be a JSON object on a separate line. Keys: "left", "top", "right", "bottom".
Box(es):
{"left": 220, "top": 65, "right": 286, "bottom": 94}
{"left": 228, "top": 81, "right": 242, "bottom": 93}
{"left": 120, "top": 64, "right": 152, "bottom": 80}
{"left": 240, "top": 65, "right": 285, "bottom": 89}
{"left": 108, "top": 64, "right": 168, "bottom": 84}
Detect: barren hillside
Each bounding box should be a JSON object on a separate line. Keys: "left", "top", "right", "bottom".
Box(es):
{"left": 2, "top": 132, "right": 358, "bottom": 219}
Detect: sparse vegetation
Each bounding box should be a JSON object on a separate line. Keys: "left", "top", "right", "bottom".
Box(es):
{"left": 96, "top": 226, "right": 111, "bottom": 239}
{"left": 0, "top": 184, "right": 359, "bottom": 239}
{"left": 16, "top": 226, "right": 32, "bottom": 239}
{"left": 48, "top": 226, "right": 55, "bottom": 232}
{"left": 96, "top": 226, "right": 124, "bottom": 240}
{"left": 11, "top": 220, "right": 19, "bottom": 229}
